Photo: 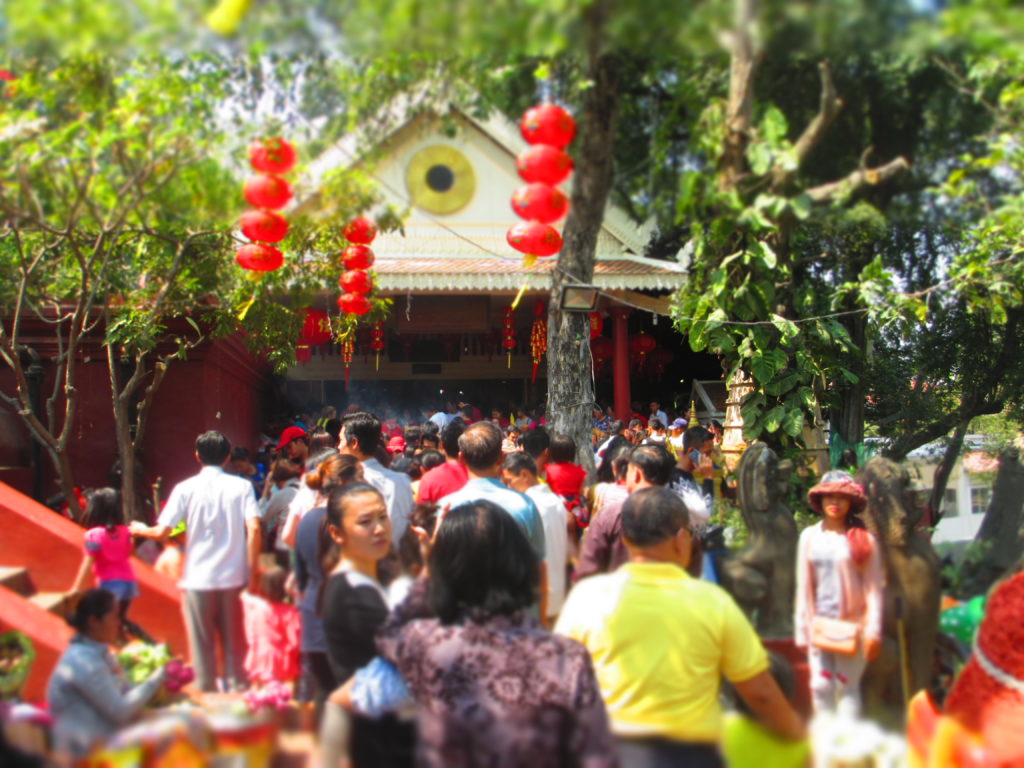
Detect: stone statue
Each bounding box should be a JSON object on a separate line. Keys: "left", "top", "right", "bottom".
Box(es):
{"left": 856, "top": 457, "right": 941, "bottom": 716}
{"left": 717, "top": 441, "right": 798, "bottom": 638}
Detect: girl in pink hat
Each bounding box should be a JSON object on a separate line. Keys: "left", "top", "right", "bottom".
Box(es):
{"left": 794, "top": 470, "right": 884, "bottom": 716}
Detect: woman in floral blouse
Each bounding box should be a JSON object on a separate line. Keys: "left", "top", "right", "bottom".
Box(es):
{"left": 375, "top": 499, "right": 617, "bottom": 768}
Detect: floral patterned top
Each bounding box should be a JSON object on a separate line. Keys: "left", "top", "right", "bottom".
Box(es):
{"left": 376, "top": 579, "right": 618, "bottom": 768}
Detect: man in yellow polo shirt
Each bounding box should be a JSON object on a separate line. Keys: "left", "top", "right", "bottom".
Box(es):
{"left": 556, "top": 487, "right": 804, "bottom": 767}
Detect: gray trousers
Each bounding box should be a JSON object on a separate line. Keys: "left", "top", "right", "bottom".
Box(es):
{"left": 183, "top": 587, "right": 247, "bottom": 692}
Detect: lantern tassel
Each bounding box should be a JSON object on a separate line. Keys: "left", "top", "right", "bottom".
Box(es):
{"left": 375, "top": 352, "right": 380, "bottom": 372}
{"left": 237, "top": 292, "right": 257, "bottom": 322}
{"left": 531, "top": 360, "right": 538, "bottom": 383}
{"left": 511, "top": 279, "right": 530, "bottom": 311}
{"left": 345, "top": 364, "right": 350, "bottom": 389}
{"left": 507, "top": 352, "right": 512, "bottom": 369}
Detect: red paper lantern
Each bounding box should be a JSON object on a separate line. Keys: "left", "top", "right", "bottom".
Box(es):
{"left": 299, "top": 309, "right": 332, "bottom": 347}
{"left": 337, "top": 292, "right": 372, "bottom": 316}
{"left": 590, "top": 335, "right": 613, "bottom": 375}
{"left": 520, "top": 104, "right": 577, "bottom": 148}
{"left": 517, "top": 145, "right": 573, "bottom": 186}
{"left": 243, "top": 174, "right": 292, "bottom": 210}
{"left": 507, "top": 221, "right": 562, "bottom": 257}
{"left": 249, "top": 138, "right": 297, "bottom": 175}
{"left": 240, "top": 209, "right": 289, "bottom": 243}
{"left": 648, "top": 347, "right": 675, "bottom": 379}
{"left": 511, "top": 183, "right": 570, "bottom": 224}
{"left": 342, "top": 245, "right": 375, "bottom": 270}
{"left": 344, "top": 217, "right": 377, "bottom": 245}
{"left": 629, "top": 331, "right": 657, "bottom": 370}
{"left": 589, "top": 312, "right": 604, "bottom": 339}
{"left": 339, "top": 269, "right": 373, "bottom": 295}
{"left": 235, "top": 243, "right": 283, "bottom": 272}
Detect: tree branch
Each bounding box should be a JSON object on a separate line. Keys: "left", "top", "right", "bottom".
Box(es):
{"left": 719, "top": 0, "right": 761, "bottom": 192}
{"left": 805, "top": 156, "right": 911, "bottom": 204}
{"left": 773, "top": 60, "right": 843, "bottom": 189}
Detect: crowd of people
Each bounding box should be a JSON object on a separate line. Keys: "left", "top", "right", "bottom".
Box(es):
{"left": 38, "top": 395, "right": 909, "bottom": 767}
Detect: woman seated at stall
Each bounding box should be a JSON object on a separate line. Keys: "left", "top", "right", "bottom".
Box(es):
{"left": 47, "top": 589, "right": 166, "bottom": 761}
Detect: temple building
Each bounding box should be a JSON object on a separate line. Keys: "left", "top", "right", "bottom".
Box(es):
{"left": 287, "top": 104, "right": 719, "bottom": 419}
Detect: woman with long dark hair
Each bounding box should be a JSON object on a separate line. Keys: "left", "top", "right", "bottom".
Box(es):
{"left": 376, "top": 500, "right": 616, "bottom": 768}
{"left": 293, "top": 453, "right": 364, "bottom": 711}
{"left": 320, "top": 482, "right": 414, "bottom": 767}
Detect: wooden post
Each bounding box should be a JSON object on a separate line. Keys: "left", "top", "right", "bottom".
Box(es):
{"left": 611, "top": 307, "right": 631, "bottom": 422}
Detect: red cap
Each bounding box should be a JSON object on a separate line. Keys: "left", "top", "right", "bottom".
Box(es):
{"left": 275, "top": 426, "right": 307, "bottom": 451}
{"left": 387, "top": 435, "right": 406, "bottom": 453}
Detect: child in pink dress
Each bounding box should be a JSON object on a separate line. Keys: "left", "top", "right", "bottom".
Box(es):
{"left": 242, "top": 566, "right": 301, "bottom": 687}
{"left": 72, "top": 488, "right": 139, "bottom": 641}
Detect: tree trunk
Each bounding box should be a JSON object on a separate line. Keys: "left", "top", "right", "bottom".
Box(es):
{"left": 53, "top": 449, "right": 83, "bottom": 521}
{"left": 926, "top": 415, "right": 971, "bottom": 526}
{"left": 546, "top": 5, "right": 619, "bottom": 477}
{"left": 832, "top": 315, "right": 866, "bottom": 455}
{"left": 107, "top": 344, "right": 141, "bottom": 522}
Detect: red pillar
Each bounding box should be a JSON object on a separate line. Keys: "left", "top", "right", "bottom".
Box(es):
{"left": 611, "top": 307, "right": 631, "bottom": 422}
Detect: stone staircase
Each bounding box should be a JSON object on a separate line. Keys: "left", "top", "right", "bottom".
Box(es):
{"left": 0, "top": 565, "right": 74, "bottom": 620}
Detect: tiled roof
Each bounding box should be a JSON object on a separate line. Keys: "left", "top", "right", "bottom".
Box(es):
{"left": 374, "top": 256, "right": 687, "bottom": 291}
{"left": 370, "top": 224, "right": 688, "bottom": 292}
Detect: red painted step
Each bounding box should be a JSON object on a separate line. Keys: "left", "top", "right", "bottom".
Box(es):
{"left": 0, "top": 482, "right": 186, "bottom": 703}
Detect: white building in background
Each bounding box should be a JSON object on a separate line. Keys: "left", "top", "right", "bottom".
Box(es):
{"left": 889, "top": 436, "right": 998, "bottom": 544}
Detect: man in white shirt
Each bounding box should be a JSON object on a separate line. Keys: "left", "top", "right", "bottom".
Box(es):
{"left": 501, "top": 451, "right": 569, "bottom": 624}
{"left": 131, "top": 431, "right": 261, "bottom": 692}
{"left": 339, "top": 412, "right": 412, "bottom": 546}
{"left": 427, "top": 402, "right": 456, "bottom": 431}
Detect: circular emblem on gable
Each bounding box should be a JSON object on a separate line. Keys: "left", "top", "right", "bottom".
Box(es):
{"left": 405, "top": 145, "right": 475, "bottom": 215}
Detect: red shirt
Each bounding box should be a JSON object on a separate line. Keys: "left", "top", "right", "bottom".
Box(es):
{"left": 545, "top": 461, "right": 586, "bottom": 498}
{"left": 417, "top": 460, "right": 470, "bottom": 503}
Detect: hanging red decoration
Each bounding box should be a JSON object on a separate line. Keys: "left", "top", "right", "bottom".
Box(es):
{"left": 235, "top": 243, "right": 283, "bottom": 272}
{"left": 339, "top": 269, "right": 373, "bottom": 295}
{"left": 529, "top": 300, "right": 547, "bottom": 384}
{"left": 589, "top": 312, "right": 604, "bottom": 339}
{"left": 299, "top": 309, "right": 332, "bottom": 347}
{"left": 590, "top": 335, "right": 613, "bottom": 376}
{"left": 511, "top": 183, "right": 570, "bottom": 224}
{"left": 337, "top": 292, "right": 372, "bottom": 316}
{"left": 240, "top": 209, "right": 289, "bottom": 243}
{"left": 516, "top": 144, "right": 573, "bottom": 186}
{"left": 370, "top": 322, "right": 386, "bottom": 371}
{"left": 344, "top": 217, "right": 377, "bottom": 245}
{"left": 629, "top": 331, "right": 657, "bottom": 371}
{"left": 342, "top": 244, "right": 375, "bottom": 270}
{"left": 296, "top": 310, "right": 328, "bottom": 366}
{"left": 243, "top": 173, "right": 292, "bottom": 210}
{"left": 342, "top": 338, "right": 354, "bottom": 389}
{"left": 502, "top": 306, "right": 517, "bottom": 368}
{"left": 648, "top": 347, "right": 675, "bottom": 380}
{"left": 520, "top": 104, "right": 577, "bottom": 148}
{"left": 249, "top": 138, "right": 297, "bottom": 175}
{"left": 507, "top": 221, "right": 562, "bottom": 258}
{"left": 507, "top": 103, "right": 575, "bottom": 268}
